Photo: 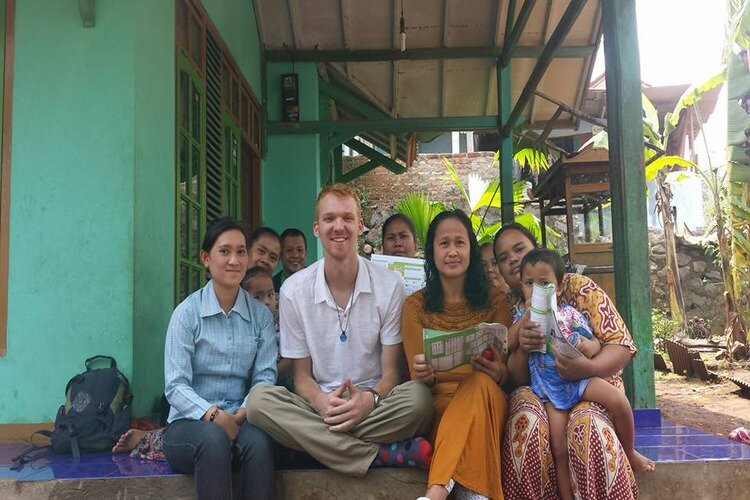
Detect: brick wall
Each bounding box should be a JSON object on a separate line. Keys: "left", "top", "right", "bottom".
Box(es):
{"left": 348, "top": 152, "right": 501, "bottom": 250}
{"left": 349, "top": 152, "right": 498, "bottom": 214}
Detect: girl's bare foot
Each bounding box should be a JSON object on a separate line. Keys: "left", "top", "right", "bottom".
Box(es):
{"left": 112, "top": 429, "right": 148, "bottom": 454}
{"left": 627, "top": 449, "right": 655, "bottom": 473}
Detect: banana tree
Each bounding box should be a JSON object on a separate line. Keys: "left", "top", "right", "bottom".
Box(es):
{"left": 442, "top": 150, "right": 557, "bottom": 245}
{"left": 394, "top": 192, "right": 448, "bottom": 250}
{"left": 582, "top": 71, "right": 727, "bottom": 331}
{"left": 643, "top": 93, "right": 693, "bottom": 328}
{"left": 726, "top": 0, "right": 750, "bottom": 343}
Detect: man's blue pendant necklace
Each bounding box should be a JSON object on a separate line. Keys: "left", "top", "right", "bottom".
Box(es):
{"left": 325, "top": 268, "right": 359, "bottom": 342}
{"left": 326, "top": 280, "right": 354, "bottom": 343}
{"left": 334, "top": 296, "right": 352, "bottom": 342}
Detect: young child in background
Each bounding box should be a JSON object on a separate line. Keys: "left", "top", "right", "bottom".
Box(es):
{"left": 242, "top": 266, "right": 292, "bottom": 390}
{"left": 510, "top": 248, "right": 654, "bottom": 500}
{"left": 480, "top": 241, "right": 510, "bottom": 294}
{"left": 242, "top": 266, "right": 280, "bottom": 332}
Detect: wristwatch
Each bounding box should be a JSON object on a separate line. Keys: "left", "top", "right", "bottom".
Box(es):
{"left": 365, "top": 388, "right": 382, "bottom": 408}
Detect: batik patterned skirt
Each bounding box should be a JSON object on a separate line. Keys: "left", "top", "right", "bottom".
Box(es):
{"left": 501, "top": 387, "right": 637, "bottom": 499}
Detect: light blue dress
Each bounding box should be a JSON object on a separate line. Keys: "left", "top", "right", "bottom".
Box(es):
{"left": 514, "top": 304, "right": 594, "bottom": 411}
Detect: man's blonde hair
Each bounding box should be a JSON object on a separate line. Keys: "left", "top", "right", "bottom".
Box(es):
{"left": 315, "top": 183, "right": 361, "bottom": 219}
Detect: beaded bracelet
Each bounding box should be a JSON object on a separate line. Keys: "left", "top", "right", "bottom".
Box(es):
{"left": 208, "top": 408, "right": 220, "bottom": 422}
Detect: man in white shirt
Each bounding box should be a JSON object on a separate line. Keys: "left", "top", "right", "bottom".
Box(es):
{"left": 247, "top": 184, "right": 434, "bottom": 476}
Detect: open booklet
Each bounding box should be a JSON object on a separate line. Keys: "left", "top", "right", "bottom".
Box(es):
{"left": 528, "top": 282, "right": 583, "bottom": 358}
{"left": 370, "top": 254, "right": 426, "bottom": 295}
{"left": 423, "top": 323, "right": 509, "bottom": 372}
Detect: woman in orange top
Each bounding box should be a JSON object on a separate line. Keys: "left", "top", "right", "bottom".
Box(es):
{"left": 402, "top": 210, "right": 512, "bottom": 500}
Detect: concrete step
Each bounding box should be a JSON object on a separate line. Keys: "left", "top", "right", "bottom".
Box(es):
{"left": 2, "top": 461, "right": 750, "bottom": 500}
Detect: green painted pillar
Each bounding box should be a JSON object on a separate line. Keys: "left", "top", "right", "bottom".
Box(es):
{"left": 263, "top": 63, "right": 321, "bottom": 260}
{"left": 601, "top": 0, "right": 655, "bottom": 408}
{"left": 497, "top": 61, "right": 515, "bottom": 223}
{"left": 320, "top": 91, "right": 333, "bottom": 183}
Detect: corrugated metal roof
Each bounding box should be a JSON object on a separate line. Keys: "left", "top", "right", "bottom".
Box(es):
{"left": 255, "top": 0, "right": 602, "bottom": 163}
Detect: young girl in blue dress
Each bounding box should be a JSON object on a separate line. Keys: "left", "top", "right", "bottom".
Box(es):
{"left": 510, "top": 248, "right": 653, "bottom": 500}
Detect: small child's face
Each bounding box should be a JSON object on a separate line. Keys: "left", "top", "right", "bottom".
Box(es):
{"left": 245, "top": 275, "right": 277, "bottom": 312}
{"left": 520, "top": 261, "right": 560, "bottom": 303}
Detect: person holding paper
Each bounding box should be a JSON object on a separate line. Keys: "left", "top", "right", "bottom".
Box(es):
{"left": 511, "top": 248, "right": 654, "bottom": 500}
{"left": 401, "top": 210, "right": 512, "bottom": 500}
{"left": 494, "top": 223, "right": 642, "bottom": 500}
{"left": 382, "top": 213, "right": 418, "bottom": 257}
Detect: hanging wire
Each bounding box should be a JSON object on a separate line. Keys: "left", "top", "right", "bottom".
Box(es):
{"left": 399, "top": 0, "right": 406, "bottom": 51}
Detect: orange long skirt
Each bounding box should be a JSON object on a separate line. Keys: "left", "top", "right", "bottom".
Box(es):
{"left": 429, "top": 372, "right": 507, "bottom": 500}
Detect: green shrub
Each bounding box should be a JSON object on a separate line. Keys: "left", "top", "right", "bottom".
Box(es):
{"left": 652, "top": 308, "right": 682, "bottom": 351}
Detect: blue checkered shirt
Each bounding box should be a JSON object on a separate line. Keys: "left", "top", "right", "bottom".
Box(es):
{"left": 165, "top": 280, "right": 278, "bottom": 423}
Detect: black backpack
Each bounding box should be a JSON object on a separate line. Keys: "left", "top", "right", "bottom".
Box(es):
{"left": 12, "top": 356, "right": 133, "bottom": 470}
{"left": 49, "top": 355, "right": 133, "bottom": 457}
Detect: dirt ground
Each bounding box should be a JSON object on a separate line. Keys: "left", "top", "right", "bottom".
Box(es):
{"left": 655, "top": 366, "right": 750, "bottom": 436}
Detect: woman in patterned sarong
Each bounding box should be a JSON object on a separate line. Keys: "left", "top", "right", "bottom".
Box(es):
{"left": 493, "top": 223, "right": 639, "bottom": 499}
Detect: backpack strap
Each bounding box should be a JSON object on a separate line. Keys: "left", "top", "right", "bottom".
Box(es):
{"left": 10, "top": 430, "right": 53, "bottom": 471}
{"left": 71, "top": 435, "right": 81, "bottom": 460}
{"left": 67, "top": 426, "right": 81, "bottom": 459}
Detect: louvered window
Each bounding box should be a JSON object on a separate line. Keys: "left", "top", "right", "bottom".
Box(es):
{"left": 174, "top": 0, "right": 262, "bottom": 302}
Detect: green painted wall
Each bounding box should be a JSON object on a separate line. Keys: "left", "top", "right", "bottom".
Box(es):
{"left": 263, "top": 63, "right": 322, "bottom": 261}
{"left": 131, "top": 0, "right": 175, "bottom": 417}
{"left": 0, "top": 0, "right": 280, "bottom": 423}
{"left": 201, "top": 0, "right": 262, "bottom": 96}
{"left": 0, "top": 0, "right": 136, "bottom": 422}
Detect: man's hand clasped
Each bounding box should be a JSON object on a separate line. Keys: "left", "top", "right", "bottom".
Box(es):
{"left": 313, "top": 379, "right": 378, "bottom": 433}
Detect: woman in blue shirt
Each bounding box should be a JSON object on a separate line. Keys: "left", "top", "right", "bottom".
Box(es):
{"left": 163, "top": 217, "right": 279, "bottom": 499}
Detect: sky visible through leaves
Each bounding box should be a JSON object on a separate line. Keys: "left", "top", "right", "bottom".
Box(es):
{"left": 592, "top": 0, "right": 727, "bottom": 87}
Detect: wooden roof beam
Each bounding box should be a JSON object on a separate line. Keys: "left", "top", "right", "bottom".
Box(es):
{"left": 440, "top": 0, "right": 450, "bottom": 118}
{"left": 287, "top": 0, "right": 302, "bottom": 49}
{"left": 528, "top": 0, "right": 556, "bottom": 123}
{"left": 485, "top": 0, "right": 509, "bottom": 115}
{"left": 500, "top": 0, "right": 536, "bottom": 67}
{"left": 269, "top": 115, "right": 501, "bottom": 134}
{"left": 344, "top": 138, "right": 406, "bottom": 175}
{"left": 501, "top": 0, "right": 588, "bottom": 138}
{"left": 319, "top": 79, "right": 392, "bottom": 120}
{"left": 532, "top": 89, "right": 607, "bottom": 128}
{"left": 265, "top": 44, "right": 596, "bottom": 63}
{"left": 537, "top": 105, "right": 564, "bottom": 144}
{"left": 340, "top": 0, "right": 352, "bottom": 78}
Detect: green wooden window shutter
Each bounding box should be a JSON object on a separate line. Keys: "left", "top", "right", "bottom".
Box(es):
{"left": 205, "top": 30, "right": 224, "bottom": 223}
{"left": 175, "top": 54, "right": 206, "bottom": 302}
{"left": 174, "top": 23, "right": 245, "bottom": 303}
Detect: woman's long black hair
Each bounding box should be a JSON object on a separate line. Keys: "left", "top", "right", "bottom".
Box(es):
{"left": 423, "top": 210, "right": 490, "bottom": 313}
